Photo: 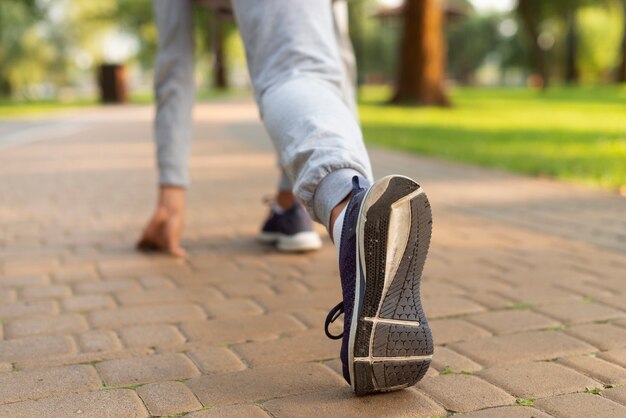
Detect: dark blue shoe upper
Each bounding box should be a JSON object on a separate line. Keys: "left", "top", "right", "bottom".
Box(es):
{"left": 324, "top": 176, "right": 370, "bottom": 384}
{"left": 261, "top": 200, "right": 314, "bottom": 236}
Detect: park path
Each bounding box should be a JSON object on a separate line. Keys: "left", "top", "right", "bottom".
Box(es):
{"left": 0, "top": 100, "right": 625, "bottom": 417}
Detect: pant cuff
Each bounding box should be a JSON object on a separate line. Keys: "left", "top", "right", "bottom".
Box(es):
{"left": 313, "top": 168, "right": 362, "bottom": 230}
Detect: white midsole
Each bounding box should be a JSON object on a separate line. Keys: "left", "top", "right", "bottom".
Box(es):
{"left": 354, "top": 354, "right": 433, "bottom": 362}
{"left": 257, "top": 231, "right": 322, "bottom": 252}
{"left": 363, "top": 317, "right": 421, "bottom": 327}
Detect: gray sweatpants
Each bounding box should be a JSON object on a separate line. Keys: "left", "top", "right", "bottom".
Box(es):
{"left": 153, "top": 0, "right": 373, "bottom": 227}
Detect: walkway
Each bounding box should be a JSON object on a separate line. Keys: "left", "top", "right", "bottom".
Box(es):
{"left": 0, "top": 101, "right": 625, "bottom": 417}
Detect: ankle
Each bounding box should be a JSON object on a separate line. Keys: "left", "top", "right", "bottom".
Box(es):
{"left": 329, "top": 194, "right": 351, "bottom": 242}
{"left": 276, "top": 191, "right": 296, "bottom": 210}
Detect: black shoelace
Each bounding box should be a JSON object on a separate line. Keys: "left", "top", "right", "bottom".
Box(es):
{"left": 324, "top": 301, "right": 344, "bottom": 340}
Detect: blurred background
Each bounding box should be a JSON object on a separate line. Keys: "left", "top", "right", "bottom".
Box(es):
{"left": 1, "top": 0, "right": 624, "bottom": 193}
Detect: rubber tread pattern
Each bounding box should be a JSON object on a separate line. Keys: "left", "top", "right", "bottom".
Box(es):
{"left": 372, "top": 323, "right": 433, "bottom": 357}
{"left": 379, "top": 193, "right": 432, "bottom": 321}
{"left": 371, "top": 360, "right": 432, "bottom": 393}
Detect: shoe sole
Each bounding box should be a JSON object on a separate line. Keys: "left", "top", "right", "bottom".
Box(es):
{"left": 257, "top": 231, "right": 322, "bottom": 252}
{"left": 349, "top": 175, "right": 433, "bottom": 395}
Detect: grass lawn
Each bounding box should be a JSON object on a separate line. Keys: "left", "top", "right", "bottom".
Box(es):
{"left": 0, "top": 88, "right": 245, "bottom": 119}
{"left": 359, "top": 86, "right": 626, "bottom": 191}
{"left": 0, "top": 98, "right": 98, "bottom": 119}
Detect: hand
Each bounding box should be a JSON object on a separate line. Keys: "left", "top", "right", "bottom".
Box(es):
{"left": 137, "top": 186, "right": 187, "bottom": 257}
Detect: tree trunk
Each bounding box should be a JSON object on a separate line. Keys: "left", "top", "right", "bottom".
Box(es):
{"left": 212, "top": 13, "right": 228, "bottom": 89}
{"left": 517, "top": 0, "right": 550, "bottom": 88}
{"left": 392, "top": 0, "right": 449, "bottom": 106}
{"left": 618, "top": 2, "right": 626, "bottom": 83}
{"left": 564, "top": 8, "right": 579, "bottom": 83}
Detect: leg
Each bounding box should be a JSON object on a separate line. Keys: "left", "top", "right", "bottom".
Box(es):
{"left": 231, "top": 0, "right": 373, "bottom": 229}
{"left": 276, "top": 169, "right": 296, "bottom": 209}
{"left": 232, "top": 0, "right": 432, "bottom": 395}
{"left": 257, "top": 168, "right": 323, "bottom": 253}
{"left": 333, "top": 0, "right": 358, "bottom": 116}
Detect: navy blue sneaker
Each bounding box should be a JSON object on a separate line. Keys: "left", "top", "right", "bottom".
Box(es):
{"left": 325, "top": 175, "right": 433, "bottom": 395}
{"left": 257, "top": 200, "right": 322, "bottom": 252}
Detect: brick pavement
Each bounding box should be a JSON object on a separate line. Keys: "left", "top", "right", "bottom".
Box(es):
{"left": 0, "top": 100, "right": 625, "bottom": 417}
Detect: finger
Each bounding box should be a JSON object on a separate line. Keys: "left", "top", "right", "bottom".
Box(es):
{"left": 165, "top": 215, "right": 186, "bottom": 258}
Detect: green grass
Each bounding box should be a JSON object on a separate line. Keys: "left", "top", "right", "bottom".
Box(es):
{"left": 0, "top": 88, "right": 248, "bottom": 119}
{"left": 359, "top": 86, "right": 626, "bottom": 191}
{"left": 0, "top": 98, "right": 98, "bottom": 119}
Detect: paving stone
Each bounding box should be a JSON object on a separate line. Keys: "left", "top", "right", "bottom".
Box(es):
{"left": 0, "top": 300, "right": 58, "bottom": 319}
{"left": 253, "top": 290, "right": 338, "bottom": 312}
{"left": 136, "top": 381, "right": 202, "bottom": 416}
{"left": 423, "top": 296, "right": 486, "bottom": 319}
{"left": 4, "top": 314, "right": 88, "bottom": 338}
{"left": 451, "top": 331, "right": 595, "bottom": 366}
{"left": 0, "top": 275, "right": 48, "bottom": 288}
{"left": 232, "top": 330, "right": 339, "bottom": 367}
{"left": 74, "top": 279, "right": 141, "bottom": 295}
{"left": 534, "top": 393, "right": 626, "bottom": 418}
{"left": 217, "top": 281, "right": 275, "bottom": 298}
{"left": 116, "top": 288, "right": 223, "bottom": 306}
{"left": 77, "top": 330, "right": 122, "bottom": 353}
{"left": 180, "top": 313, "right": 305, "bottom": 344}
{"left": 186, "top": 405, "right": 270, "bottom": 417}
{"left": 0, "top": 364, "right": 101, "bottom": 404}
{"left": 263, "top": 387, "right": 446, "bottom": 418}
{"left": 202, "top": 298, "right": 264, "bottom": 319}
{"left": 117, "top": 324, "right": 185, "bottom": 348}
{"left": 0, "top": 389, "right": 148, "bottom": 417}
{"left": 186, "top": 363, "right": 344, "bottom": 406}
{"left": 599, "top": 348, "right": 626, "bottom": 368}
{"left": 88, "top": 304, "right": 205, "bottom": 328}
{"left": 565, "top": 323, "right": 626, "bottom": 350}
{"left": 0, "top": 289, "right": 16, "bottom": 303}
{"left": 431, "top": 346, "right": 482, "bottom": 373}
{"left": 96, "top": 352, "right": 199, "bottom": 387}
{"left": 417, "top": 374, "right": 515, "bottom": 413}
{"left": 186, "top": 347, "right": 246, "bottom": 374}
{"left": 558, "top": 355, "right": 626, "bottom": 385}
{"left": 270, "top": 279, "right": 308, "bottom": 295}
{"left": 604, "top": 386, "right": 626, "bottom": 406}
{"left": 52, "top": 270, "right": 98, "bottom": 284}
{"left": 535, "top": 301, "right": 625, "bottom": 325}
{"left": 20, "top": 284, "right": 71, "bottom": 300}
{"left": 465, "top": 310, "right": 560, "bottom": 335}
{"left": 454, "top": 406, "right": 552, "bottom": 418}
{"left": 0, "top": 334, "right": 75, "bottom": 362}
{"left": 138, "top": 276, "right": 176, "bottom": 289}
{"left": 466, "top": 292, "right": 516, "bottom": 310}
{"left": 496, "top": 285, "right": 581, "bottom": 305}
{"left": 62, "top": 294, "right": 116, "bottom": 312}
{"left": 478, "top": 361, "right": 600, "bottom": 398}
{"left": 429, "top": 318, "right": 491, "bottom": 345}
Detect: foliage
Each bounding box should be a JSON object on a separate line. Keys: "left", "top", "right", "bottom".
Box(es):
{"left": 577, "top": 4, "right": 625, "bottom": 82}
{"left": 359, "top": 85, "right": 626, "bottom": 190}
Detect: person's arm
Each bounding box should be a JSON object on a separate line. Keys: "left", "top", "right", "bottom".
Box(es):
{"left": 137, "top": 0, "right": 195, "bottom": 257}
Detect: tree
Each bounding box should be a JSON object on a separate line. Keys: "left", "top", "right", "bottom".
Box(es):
{"left": 516, "top": 0, "right": 550, "bottom": 87}
{"left": 618, "top": 0, "right": 626, "bottom": 82}
{"left": 564, "top": 6, "right": 580, "bottom": 83}
{"left": 210, "top": 11, "right": 230, "bottom": 89}
{"left": 392, "top": 0, "right": 449, "bottom": 106}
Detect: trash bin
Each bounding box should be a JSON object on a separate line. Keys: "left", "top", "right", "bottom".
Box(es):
{"left": 98, "top": 64, "right": 128, "bottom": 103}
